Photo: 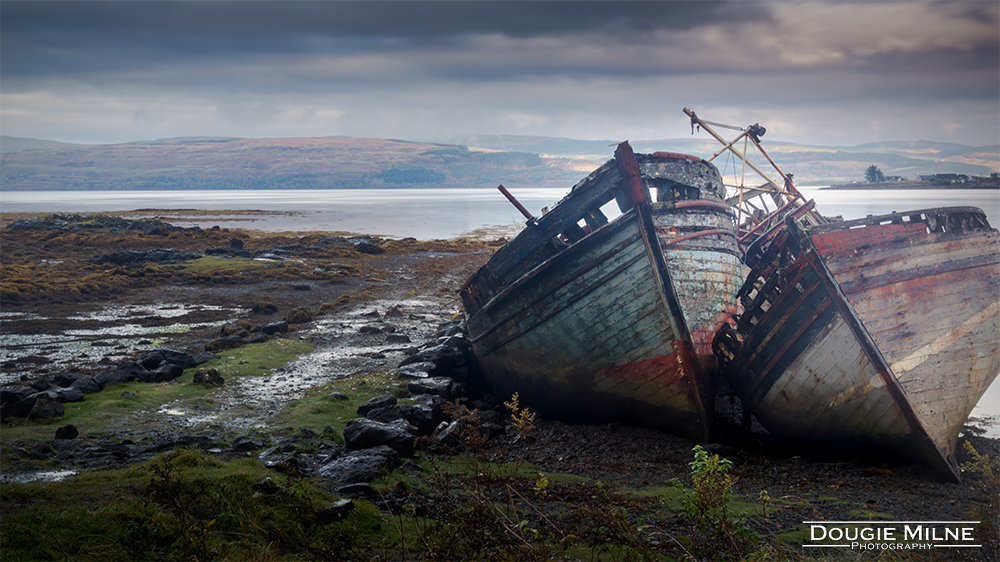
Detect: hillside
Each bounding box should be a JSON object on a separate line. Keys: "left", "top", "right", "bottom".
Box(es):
{"left": 1, "top": 135, "right": 997, "bottom": 191}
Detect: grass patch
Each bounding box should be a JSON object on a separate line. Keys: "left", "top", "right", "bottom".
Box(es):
{"left": 269, "top": 369, "right": 410, "bottom": 434}
{"left": 174, "top": 255, "right": 271, "bottom": 276}
{"left": 0, "top": 447, "right": 383, "bottom": 561}
{"left": 1, "top": 338, "right": 314, "bottom": 442}
{"left": 196, "top": 337, "right": 313, "bottom": 378}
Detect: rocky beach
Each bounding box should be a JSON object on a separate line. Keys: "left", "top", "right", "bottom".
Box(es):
{"left": 1, "top": 211, "right": 997, "bottom": 561}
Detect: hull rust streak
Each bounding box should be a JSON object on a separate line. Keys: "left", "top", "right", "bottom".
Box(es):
{"left": 715, "top": 208, "right": 1000, "bottom": 481}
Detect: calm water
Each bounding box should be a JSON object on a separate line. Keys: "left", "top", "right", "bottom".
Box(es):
{"left": 1, "top": 186, "right": 997, "bottom": 238}
{"left": 2, "top": 186, "right": 999, "bottom": 425}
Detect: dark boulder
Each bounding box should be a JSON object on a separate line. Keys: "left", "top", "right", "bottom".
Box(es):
{"left": 55, "top": 424, "right": 79, "bottom": 440}
{"left": 367, "top": 404, "right": 438, "bottom": 436}
{"left": 397, "top": 362, "right": 434, "bottom": 380}
{"left": 357, "top": 394, "right": 397, "bottom": 416}
{"left": 193, "top": 368, "right": 225, "bottom": 387}
{"left": 342, "top": 418, "right": 415, "bottom": 457}
{"left": 205, "top": 335, "right": 245, "bottom": 352}
{"left": 317, "top": 499, "right": 355, "bottom": 524}
{"left": 190, "top": 351, "right": 220, "bottom": 365}
{"left": 94, "top": 361, "right": 151, "bottom": 389}
{"left": 261, "top": 321, "right": 288, "bottom": 335}
{"left": 52, "top": 371, "right": 83, "bottom": 388}
{"left": 71, "top": 376, "right": 101, "bottom": 395}
{"left": 316, "top": 445, "right": 400, "bottom": 482}
{"left": 29, "top": 395, "right": 64, "bottom": 419}
{"left": 407, "top": 377, "right": 453, "bottom": 399}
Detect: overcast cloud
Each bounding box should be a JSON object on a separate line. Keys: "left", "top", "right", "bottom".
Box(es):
{"left": 1, "top": 0, "right": 997, "bottom": 146}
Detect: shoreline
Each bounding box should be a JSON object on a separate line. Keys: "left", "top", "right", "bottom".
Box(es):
{"left": 822, "top": 181, "right": 999, "bottom": 190}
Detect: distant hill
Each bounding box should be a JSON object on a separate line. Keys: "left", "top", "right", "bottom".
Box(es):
{"left": 1, "top": 134, "right": 996, "bottom": 191}
{"left": 1, "top": 136, "right": 86, "bottom": 153}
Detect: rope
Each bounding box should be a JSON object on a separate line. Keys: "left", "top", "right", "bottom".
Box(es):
{"left": 700, "top": 119, "right": 746, "bottom": 132}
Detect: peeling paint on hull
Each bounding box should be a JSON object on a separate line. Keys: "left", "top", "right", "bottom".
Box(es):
{"left": 462, "top": 147, "right": 739, "bottom": 443}
{"left": 716, "top": 207, "right": 1000, "bottom": 481}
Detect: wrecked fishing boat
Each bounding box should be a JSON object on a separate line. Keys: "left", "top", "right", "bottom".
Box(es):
{"left": 714, "top": 208, "right": 1000, "bottom": 481}
{"left": 460, "top": 142, "right": 742, "bottom": 442}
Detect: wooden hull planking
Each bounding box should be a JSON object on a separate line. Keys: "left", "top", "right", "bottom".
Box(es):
{"left": 652, "top": 202, "right": 744, "bottom": 365}
{"left": 716, "top": 208, "right": 999, "bottom": 480}
{"left": 467, "top": 207, "right": 709, "bottom": 441}
{"left": 461, "top": 145, "right": 741, "bottom": 442}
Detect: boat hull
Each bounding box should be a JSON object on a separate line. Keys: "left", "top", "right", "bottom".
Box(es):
{"left": 466, "top": 206, "right": 710, "bottom": 442}
{"left": 716, "top": 208, "right": 999, "bottom": 480}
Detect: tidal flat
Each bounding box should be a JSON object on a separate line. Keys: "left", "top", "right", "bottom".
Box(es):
{"left": 1, "top": 211, "right": 997, "bottom": 561}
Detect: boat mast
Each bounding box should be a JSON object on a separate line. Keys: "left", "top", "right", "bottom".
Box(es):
{"left": 683, "top": 108, "right": 825, "bottom": 253}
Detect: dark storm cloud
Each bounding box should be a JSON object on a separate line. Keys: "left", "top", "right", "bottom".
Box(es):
{"left": 0, "top": 1, "right": 996, "bottom": 146}
{"left": 0, "top": 1, "right": 766, "bottom": 83}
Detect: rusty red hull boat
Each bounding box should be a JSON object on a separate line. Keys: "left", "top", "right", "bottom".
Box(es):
{"left": 460, "top": 143, "right": 742, "bottom": 442}
{"left": 715, "top": 208, "right": 1000, "bottom": 480}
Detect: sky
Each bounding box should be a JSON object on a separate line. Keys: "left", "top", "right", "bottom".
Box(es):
{"left": 1, "top": 0, "right": 998, "bottom": 148}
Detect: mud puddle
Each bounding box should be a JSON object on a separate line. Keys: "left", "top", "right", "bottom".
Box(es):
{"left": 0, "top": 303, "right": 238, "bottom": 384}
{"left": 148, "top": 296, "right": 461, "bottom": 431}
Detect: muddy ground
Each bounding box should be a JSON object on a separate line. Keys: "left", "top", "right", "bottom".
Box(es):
{"left": 1, "top": 211, "right": 997, "bottom": 558}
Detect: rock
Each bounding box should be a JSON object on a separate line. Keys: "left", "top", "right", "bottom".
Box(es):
{"left": 140, "top": 348, "right": 197, "bottom": 370}
{"left": 52, "top": 371, "right": 83, "bottom": 388}
{"left": 205, "top": 335, "right": 245, "bottom": 352}
{"left": 261, "top": 321, "right": 288, "bottom": 335}
{"left": 149, "top": 363, "right": 185, "bottom": 382}
{"left": 342, "top": 419, "right": 415, "bottom": 457}
{"left": 367, "top": 404, "right": 438, "bottom": 436}
{"left": 29, "top": 395, "right": 64, "bottom": 419}
{"left": 398, "top": 344, "right": 460, "bottom": 372}
{"left": 285, "top": 307, "right": 313, "bottom": 325}
{"left": 193, "top": 368, "right": 225, "bottom": 387}
{"left": 55, "top": 424, "right": 79, "bottom": 440}
{"left": 1, "top": 387, "right": 35, "bottom": 420}
{"left": 440, "top": 322, "right": 465, "bottom": 337}
{"left": 431, "top": 421, "right": 462, "bottom": 448}
{"left": 351, "top": 239, "right": 384, "bottom": 255}
{"left": 316, "top": 445, "right": 400, "bottom": 482}
{"left": 251, "top": 301, "right": 279, "bottom": 314}
{"left": 190, "top": 351, "right": 220, "bottom": 365}
{"left": 254, "top": 477, "right": 280, "bottom": 494}
{"left": 407, "top": 377, "right": 453, "bottom": 399}
{"left": 95, "top": 361, "right": 151, "bottom": 388}
{"left": 317, "top": 499, "right": 355, "bottom": 524}
{"left": 220, "top": 324, "right": 249, "bottom": 338}
{"left": 357, "top": 394, "right": 397, "bottom": 416}
{"left": 70, "top": 376, "right": 101, "bottom": 395}
{"left": 386, "top": 334, "right": 412, "bottom": 344}
{"left": 397, "top": 362, "right": 434, "bottom": 380}
{"left": 385, "top": 306, "right": 404, "bottom": 318}
{"left": 53, "top": 386, "right": 85, "bottom": 403}
{"left": 359, "top": 326, "right": 382, "bottom": 335}
{"left": 329, "top": 392, "right": 349, "bottom": 401}
{"left": 246, "top": 333, "right": 270, "bottom": 344}
{"left": 231, "top": 436, "right": 267, "bottom": 453}
{"left": 30, "top": 377, "right": 54, "bottom": 392}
